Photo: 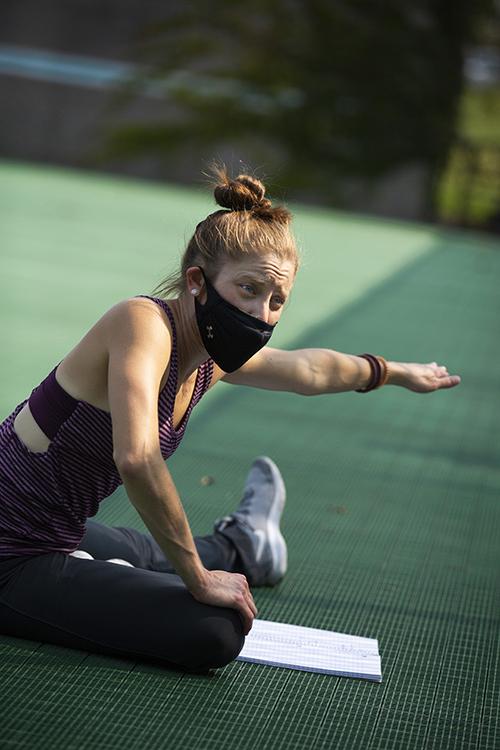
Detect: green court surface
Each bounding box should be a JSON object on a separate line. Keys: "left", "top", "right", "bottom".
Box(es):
{"left": 1, "top": 162, "right": 499, "bottom": 749}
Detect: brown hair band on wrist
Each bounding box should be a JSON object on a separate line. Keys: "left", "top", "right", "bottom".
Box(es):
{"left": 377, "top": 355, "right": 390, "bottom": 388}
{"left": 355, "top": 353, "right": 387, "bottom": 392}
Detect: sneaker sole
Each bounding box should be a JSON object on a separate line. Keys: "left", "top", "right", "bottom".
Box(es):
{"left": 258, "top": 456, "right": 287, "bottom": 586}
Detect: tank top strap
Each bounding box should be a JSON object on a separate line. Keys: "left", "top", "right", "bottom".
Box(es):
{"left": 135, "top": 294, "right": 214, "bottom": 401}
{"left": 134, "top": 294, "right": 179, "bottom": 382}
{"left": 135, "top": 295, "right": 176, "bottom": 340}
{"left": 199, "top": 358, "right": 215, "bottom": 398}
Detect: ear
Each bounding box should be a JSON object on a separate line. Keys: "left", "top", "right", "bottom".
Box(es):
{"left": 185, "top": 266, "right": 207, "bottom": 303}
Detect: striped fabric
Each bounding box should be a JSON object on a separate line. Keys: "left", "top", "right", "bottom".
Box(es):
{"left": 0, "top": 296, "right": 214, "bottom": 558}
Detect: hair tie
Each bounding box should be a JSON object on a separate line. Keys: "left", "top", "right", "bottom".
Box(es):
{"left": 355, "top": 354, "right": 389, "bottom": 392}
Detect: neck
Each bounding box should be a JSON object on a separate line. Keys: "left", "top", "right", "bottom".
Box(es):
{"left": 166, "top": 293, "right": 208, "bottom": 382}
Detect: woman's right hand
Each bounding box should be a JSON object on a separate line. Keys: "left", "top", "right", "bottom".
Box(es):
{"left": 190, "top": 569, "right": 258, "bottom": 635}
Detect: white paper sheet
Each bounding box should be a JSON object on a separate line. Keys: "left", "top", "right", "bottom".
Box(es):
{"left": 236, "top": 619, "right": 382, "bottom": 682}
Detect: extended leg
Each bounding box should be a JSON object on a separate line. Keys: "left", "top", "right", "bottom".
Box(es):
{"left": 77, "top": 519, "right": 248, "bottom": 574}
{"left": 77, "top": 456, "right": 287, "bottom": 586}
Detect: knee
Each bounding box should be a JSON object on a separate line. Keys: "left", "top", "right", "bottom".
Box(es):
{"left": 185, "top": 610, "right": 245, "bottom": 671}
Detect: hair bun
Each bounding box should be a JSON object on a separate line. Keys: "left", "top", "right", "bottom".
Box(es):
{"left": 212, "top": 166, "right": 271, "bottom": 211}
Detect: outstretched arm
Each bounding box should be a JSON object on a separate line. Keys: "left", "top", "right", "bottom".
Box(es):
{"left": 222, "top": 347, "right": 461, "bottom": 395}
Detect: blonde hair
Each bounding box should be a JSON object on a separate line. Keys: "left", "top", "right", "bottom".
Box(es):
{"left": 152, "top": 165, "right": 299, "bottom": 298}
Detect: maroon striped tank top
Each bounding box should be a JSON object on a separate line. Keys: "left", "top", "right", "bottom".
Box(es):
{"left": 0, "top": 296, "right": 214, "bottom": 558}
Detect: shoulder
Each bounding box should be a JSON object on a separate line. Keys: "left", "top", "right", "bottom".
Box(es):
{"left": 104, "top": 296, "right": 171, "bottom": 331}
{"left": 102, "top": 297, "right": 174, "bottom": 354}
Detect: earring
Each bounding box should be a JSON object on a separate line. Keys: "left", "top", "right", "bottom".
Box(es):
{"left": 190, "top": 288, "right": 199, "bottom": 296}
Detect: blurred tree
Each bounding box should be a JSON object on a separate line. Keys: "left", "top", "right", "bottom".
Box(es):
{"left": 103, "top": 0, "right": 496, "bottom": 215}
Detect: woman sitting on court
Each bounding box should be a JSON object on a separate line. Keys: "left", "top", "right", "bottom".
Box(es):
{"left": 0, "top": 167, "right": 460, "bottom": 671}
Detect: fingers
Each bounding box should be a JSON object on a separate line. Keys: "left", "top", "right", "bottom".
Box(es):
{"left": 232, "top": 573, "right": 257, "bottom": 635}
{"left": 246, "top": 589, "right": 258, "bottom": 621}
{"left": 241, "top": 575, "right": 258, "bottom": 622}
{"left": 430, "top": 362, "right": 460, "bottom": 389}
{"left": 429, "top": 363, "right": 448, "bottom": 375}
{"left": 248, "top": 594, "right": 258, "bottom": 618}
{"left": 237, "top": 585, "right": 257, "bottom": 635}
{"left": 239, "top": 601, "right": 255, "bottom": 635}
{"left": 437, "top": 374, "right": 461, "bottom": 389}
{"left": 424, "top": 362, "right": 460, "bottom": 391}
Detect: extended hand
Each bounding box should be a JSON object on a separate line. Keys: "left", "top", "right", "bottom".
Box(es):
{"left": 389, "top": 361, "right": 461, "bottom": 393}
{"left": 191, "top": 569, "right": 258, "bottom": 635}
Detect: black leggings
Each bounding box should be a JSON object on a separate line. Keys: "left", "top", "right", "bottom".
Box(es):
{"left": 0, "top": 520, "right": 252, "bottom": 672}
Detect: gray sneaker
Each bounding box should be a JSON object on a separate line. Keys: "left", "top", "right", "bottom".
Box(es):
{"left": 215, "top": 456, "right": 287, "bottom": 586}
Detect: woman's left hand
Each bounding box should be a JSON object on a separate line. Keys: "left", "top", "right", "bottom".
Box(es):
{"left": 387, "top": 361, "right": 461, "bottom": 393}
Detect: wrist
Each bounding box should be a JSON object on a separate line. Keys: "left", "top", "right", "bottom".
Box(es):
{"left": 183, "top": 563, "right": 209, "bottom": 595}
{"left": 385, "top": 361, "right": 405, "bottom": 386}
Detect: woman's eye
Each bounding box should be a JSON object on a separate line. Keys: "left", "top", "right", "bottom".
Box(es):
{"left": 240, "top": 284, "right": 255, "bottom": 294}
{"left": 272, "top": 296, "right": 285, "bottom": 307}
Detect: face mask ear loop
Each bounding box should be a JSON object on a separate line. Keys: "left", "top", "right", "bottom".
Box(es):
{"left": 196, "top": 267, "right": 214, "bottom": 308}
{"left": 196, "top": 267, "right": 207, "bottom": 296}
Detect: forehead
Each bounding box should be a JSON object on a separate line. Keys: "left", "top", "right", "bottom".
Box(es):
{"left": 219, "top": 254, "right": 296, "bottom": 290}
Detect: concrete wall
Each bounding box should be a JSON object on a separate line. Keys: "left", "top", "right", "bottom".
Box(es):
{"left": 0, "top": 0, "right": 165, "bottom": 60}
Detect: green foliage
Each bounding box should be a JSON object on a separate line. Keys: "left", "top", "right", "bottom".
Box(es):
{"left": 437, "top": 86, "right": 500, "bottom": 224}
{"left": 105, "top": 0, "right": 495, "bottom": 210}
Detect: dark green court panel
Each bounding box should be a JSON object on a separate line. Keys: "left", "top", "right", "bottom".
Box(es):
{"left": 1, "top": 163, "right": 499, "bottom": 749}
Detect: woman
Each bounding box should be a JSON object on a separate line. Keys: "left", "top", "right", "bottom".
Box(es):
{"left": 0, "top": 168, "right": 460, "bottom": 672}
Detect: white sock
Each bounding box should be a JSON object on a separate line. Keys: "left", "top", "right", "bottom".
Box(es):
{"left": 69, "top": 550, "right": 94, "bottom": 560}
{"left": 106, "top": 558, "right": 135, "bottom": 567}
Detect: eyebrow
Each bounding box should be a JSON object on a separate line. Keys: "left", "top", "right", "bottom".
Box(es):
{"left": 236, "top": 271, "right": 289, "bottom": 296}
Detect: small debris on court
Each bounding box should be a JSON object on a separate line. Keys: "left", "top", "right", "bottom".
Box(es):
{"left": 200, "top": 475, "right": 215, "bottom": 486}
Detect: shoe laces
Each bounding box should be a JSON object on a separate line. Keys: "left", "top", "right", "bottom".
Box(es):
{"left": 234, "top": 486, "right": 255, "bottom": 518}
{"left": 214, "top": 486, "right": 257, "bottom": 533}
{"left": 214, "top": 515, "right": 235, "bottom": 532}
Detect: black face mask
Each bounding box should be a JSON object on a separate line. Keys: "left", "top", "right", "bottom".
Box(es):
{"left": 194, "top": 269, "right": 275, "bottom": 372}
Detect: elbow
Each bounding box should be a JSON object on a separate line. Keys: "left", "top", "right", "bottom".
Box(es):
{"left": 294, "top": 370, "right": 323, "bottom": 396}
{"left": 114, "top": 450, "right": 162, "bottom": 477}
{"left": 293, "top": 384, "right": 316, "bottom": 396}
{"left": 292, "top": 360, "right": 322, "bottom": 396}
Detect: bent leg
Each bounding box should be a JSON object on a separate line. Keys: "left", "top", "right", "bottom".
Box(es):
{"left": 0, "top": 552, "right": 244, "bottom": 672}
